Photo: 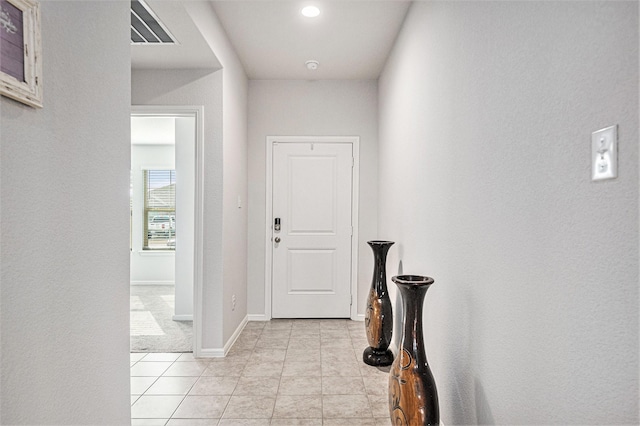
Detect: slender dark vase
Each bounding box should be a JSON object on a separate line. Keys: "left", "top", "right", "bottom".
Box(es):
{"left": 389, "top": 275, "right": 439, "bottom": 426}
{"left": 363, "top": 240, "right": 395, "bottom": 366}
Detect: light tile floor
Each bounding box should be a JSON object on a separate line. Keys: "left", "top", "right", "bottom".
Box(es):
{"left": 131, "top": 319, "right": 392, "bottom": 425}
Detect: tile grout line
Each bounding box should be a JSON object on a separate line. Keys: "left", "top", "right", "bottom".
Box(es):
{"left": 218, "top": 323, "right": 263, "bottom": 422}
{"left": 153, "top": 355, "right": 184, "bottom": 423}
{"left": 217, "top": 344, "right": 251, "bottom": 422}
{"left": 165, "top": 354, "right": 203, "bottom": 421}
{"left": 320, "top": 340, "right": 325, "bottom": 425}
{"left": 133, "top": 319, "right": 387, "bottom": 425}
{"left": 272, "top": 324, "right": 287, "bottom": 420}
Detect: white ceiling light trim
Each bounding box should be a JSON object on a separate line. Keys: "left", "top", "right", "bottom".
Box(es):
{"left": 301, "top": 5, "right": 320, "bottom": 17}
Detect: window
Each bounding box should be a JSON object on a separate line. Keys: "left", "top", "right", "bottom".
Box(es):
{"left": 143, "top": 169, "right": 176, "bottom": 250}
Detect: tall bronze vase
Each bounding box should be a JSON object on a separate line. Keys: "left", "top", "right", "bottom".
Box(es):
{"left": 363, "top": 240, "right": 394, "bottom": 366}
{"left": 389, "top": 275, "right": 439, "bottom": 426}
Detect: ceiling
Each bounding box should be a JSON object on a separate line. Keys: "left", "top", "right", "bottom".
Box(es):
{"left": 132, "top": 1, "right": 411, "bottom": 80}
{"left": 210, "top": 1, "right": 410, "bottom": 79}
{"left": 131, "top": 117, "right": 176, "bottom": 145}
{"left": 131, "top": 0, "right": 220, "bottom": 70}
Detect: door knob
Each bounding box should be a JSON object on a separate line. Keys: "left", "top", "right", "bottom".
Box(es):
{"left": 274, "top": 237, "right": 281, "bottom": 243}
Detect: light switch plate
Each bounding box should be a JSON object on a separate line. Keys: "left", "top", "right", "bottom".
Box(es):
{"left": 592, "top": 125, "right": 618, "bottom": 181}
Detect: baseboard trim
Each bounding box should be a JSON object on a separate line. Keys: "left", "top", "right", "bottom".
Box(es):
{"left": 223, "top": 315, "right": 248, "bottom": 354}
{"left": 248, "top": 314, "right": 269, "bottom": 321}
{"left": 198, "top": 348, "right": 225, "bottom": 358}
{"left": 131, "top": 281, "right": 175, "bottom": 286}
{"left": 352, "top": 314, "right": 365, "bottom": 322}
{"left": 172, "top": 315, "right": 193, "bottom": 321}
{"left": 196, "top": 316, "right": 248, "bottom": 358}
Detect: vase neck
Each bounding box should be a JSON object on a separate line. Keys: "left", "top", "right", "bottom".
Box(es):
{"left": 369, "top": 242, "right": 393, "bottom": 293}
{"left": 398, "top": 283, "right": 430, "bottom": 363}
{"left": 368, "top": 242, "right": 393, "bottom": 261}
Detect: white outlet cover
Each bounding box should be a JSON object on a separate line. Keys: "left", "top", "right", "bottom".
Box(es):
{"left": 591, "top": 125, "right": 618, "bottom": 181}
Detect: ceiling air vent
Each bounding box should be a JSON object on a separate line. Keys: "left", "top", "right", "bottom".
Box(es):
{"left": 131, "top": 0, "right": 176, "bottom": 44}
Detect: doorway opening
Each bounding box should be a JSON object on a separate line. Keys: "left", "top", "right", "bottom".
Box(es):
{"left": 130, "top": 106, "right": 204, "bottom": 354}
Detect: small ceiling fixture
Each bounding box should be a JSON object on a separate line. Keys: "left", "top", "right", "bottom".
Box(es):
{"left": 305, "top": 60, "right": 319, "bottom": 70}
{"left": 301, "top": 5, "right": 320, "bottom": 17}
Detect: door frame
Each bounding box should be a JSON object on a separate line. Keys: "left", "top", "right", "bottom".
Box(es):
{"left": 131, "top": 105, "right": 205, "bottom": 356}
{"left": 264, "top": 136, "right": 360, "bottom": 320}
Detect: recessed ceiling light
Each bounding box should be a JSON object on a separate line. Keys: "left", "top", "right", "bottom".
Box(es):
{"left": 301, "top": 5, "right": 320, "bottom": 17}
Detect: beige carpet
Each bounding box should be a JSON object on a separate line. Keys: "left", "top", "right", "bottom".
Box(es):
{"left": 130, "top": 285, "right": 193, "bottom": 353}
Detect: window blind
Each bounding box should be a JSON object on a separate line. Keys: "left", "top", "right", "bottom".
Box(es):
{"left": 143, "top": 170, "right": 176, "bottom": 250}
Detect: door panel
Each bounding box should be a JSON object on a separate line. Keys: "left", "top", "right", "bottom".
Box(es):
{"left": 289, "top": 157, "right": 336, "bottom": 234}
{"left": 288, "top": 249, "right": 335, "bottom": 293}
{"left": 272, "top": 142, "right": 353, "bottom": 318}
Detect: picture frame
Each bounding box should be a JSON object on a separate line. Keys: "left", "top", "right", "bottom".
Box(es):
{"left": 0, "top": 0, "right": 42, "bottom": 108}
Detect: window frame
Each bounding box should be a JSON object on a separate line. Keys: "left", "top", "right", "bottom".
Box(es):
{"left": 142, "top": 169, "right": 176, "bottom": 251}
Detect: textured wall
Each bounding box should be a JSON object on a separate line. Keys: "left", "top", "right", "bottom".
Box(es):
{"left": 0, "top": 1, "right": 131, "bottom": 423}
{"left": 184, "top": 1, "right": 249, "bottom": 346}
{"left": 247, "top": 79, "right": 378, "bottom": 318}
{"left": 379, "top": 1, "right": 638, "bottom": 424}
{"left": 134, "top": 1, "right": 250, "bottom": 350}
{"left": 132, "top": 69, "right": 226, "bottom": 349}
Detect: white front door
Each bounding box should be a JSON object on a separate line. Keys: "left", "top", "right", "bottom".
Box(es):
{"left": 271, "top": 142, "right": 354, "bottom": 318}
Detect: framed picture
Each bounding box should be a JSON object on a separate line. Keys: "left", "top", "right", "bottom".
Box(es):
{"left": 0, "top": 0, "right": 41, "bottom": 108}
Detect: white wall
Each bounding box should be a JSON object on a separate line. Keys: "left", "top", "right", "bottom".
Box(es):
{"left": 130, "top": 144, "right": 176, "bottom": 285}
{"left": 0, "top": 1, "right": 131, "bottom": 423}
{"left": 247, "top": 80, "right": 378, "bottom": 318}
{"left": 184, "top": 2, "right": 249, "bottom": 346}
{"left": 174, "top": 116, "right": 196, "bottom": 319}
{"left": 379, "top": 1, "right": 638, "bottom": 424}
{"left": 133, "top": 1, "right": 249, "bottom": 350}
{"left": 132, "top": 69, "right": 226, "bottom": 350}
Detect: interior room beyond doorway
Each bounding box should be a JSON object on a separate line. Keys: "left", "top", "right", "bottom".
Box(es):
{"left": 130, "top": 113, "right": 196, "bottom": 353}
